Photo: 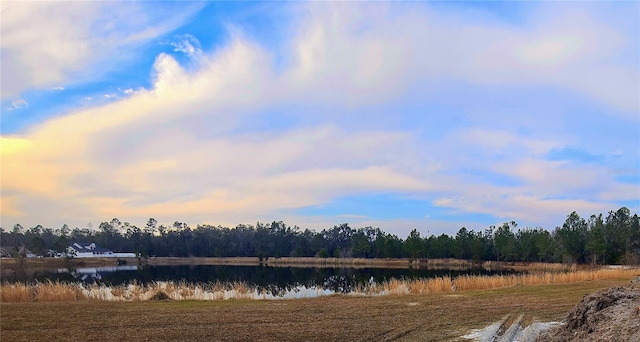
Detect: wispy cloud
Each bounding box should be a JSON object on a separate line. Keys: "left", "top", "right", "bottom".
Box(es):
{"left": 162, "top": 34, "right": 203, "bottom": 58}
{"left": 6, "top": 99, "right": 29, "bottom": 111}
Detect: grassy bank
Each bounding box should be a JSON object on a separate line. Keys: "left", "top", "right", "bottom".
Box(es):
{"left": 265, "top": 257, "right": 411, "bottom": 268}
{"left": 0, "top": 256, "right": 583, "bottom": 270}
{"left": 1, "top": 279, "right": 632, "bottom": 342}
{"left": 2, "top": 268, "right": 637, "bottom": 302}
{"left": 0, "top": 256, "right": 259, "bottom": 269}
{"left": 1, "top": 257, "right": 137, "bottom": 269}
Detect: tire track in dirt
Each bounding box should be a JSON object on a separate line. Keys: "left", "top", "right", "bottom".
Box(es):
{"left": 462, "top": 312, "right": 561, "bottom": 342}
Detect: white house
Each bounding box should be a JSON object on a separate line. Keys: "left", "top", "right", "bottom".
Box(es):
{"left": 67, "top": 242, "right": 136, "bottom": 258}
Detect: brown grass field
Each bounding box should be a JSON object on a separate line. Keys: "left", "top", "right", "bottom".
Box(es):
{"left": 1, "top": 278, "right": 633, "bottom": 342}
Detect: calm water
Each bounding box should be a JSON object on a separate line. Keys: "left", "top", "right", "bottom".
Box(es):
{"left": 7, "top": 264, "right": 517, "bottom": 295}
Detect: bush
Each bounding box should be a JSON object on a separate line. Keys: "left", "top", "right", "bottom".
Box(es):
{"left": 318, "top": 248, "right": 329, "bottom": 258}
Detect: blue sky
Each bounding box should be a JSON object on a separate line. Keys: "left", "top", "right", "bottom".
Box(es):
{"left": 1, "top": 1, "right": 638, "bottom": 237}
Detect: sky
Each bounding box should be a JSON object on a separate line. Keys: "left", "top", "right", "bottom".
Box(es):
{"left": 1, "top": 1, "right": 639, "bottom": 238}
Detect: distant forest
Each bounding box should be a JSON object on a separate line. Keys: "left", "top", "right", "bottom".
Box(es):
{"left": 2, "top": 207, "right": 639, "bottom": 265}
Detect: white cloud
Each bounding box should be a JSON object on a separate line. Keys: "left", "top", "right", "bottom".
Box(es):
{"left": 0, "top": 2, "right": 636, "bottom": 234}
{"left": 0, "top": 1, "right": 203, "bottom": 99}
{"left": 1, "top": 2, "right": 95, "bottom": 98}
{"left": 281, "top": 3, "right": 638, "bottom": 114}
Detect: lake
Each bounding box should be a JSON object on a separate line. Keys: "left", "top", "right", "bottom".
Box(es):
{"left": 7, "top": 264, "right": 517, "bottom": 296}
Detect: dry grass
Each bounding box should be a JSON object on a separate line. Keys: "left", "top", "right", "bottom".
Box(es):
{"left": 383, "top": 268, "right": 638, "bottom": 294}
{"left": 144, "top": 257, "right": 260, "bottom": 266}
{"left": 508, "top": 261, "right": 579, "bottom": 272}
{"left": 412, "top": 258, "right": 473, "bottom": 269}
{"left": 1, "top": 281, "right": 86, "bottom": 302}
{"left": 0, "top": 283, "right": 33, "bottom": 302}
{"left": 1, "top": 279, "right": 633, "bottom": 342}
{"left": 455, "top": 268, "right": 637, "bottom": 291}
{"left": 409, "top": 259, "right": 575, "bottom": 271}
{"left": 3, "top": 268, "right": 637, "bottom": 303}
{"left": 0, "top": 280, "right": 265, "bottom": 302}
{"left": 266, "top": 257, "right": 411, "bottom": 268}
{"left": 34, "top": 282, "right": 85, "bottom": 302}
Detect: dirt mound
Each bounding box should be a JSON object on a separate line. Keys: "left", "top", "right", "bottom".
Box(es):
{"left": 537, "top": 278, "right": 640, "bottom": 342}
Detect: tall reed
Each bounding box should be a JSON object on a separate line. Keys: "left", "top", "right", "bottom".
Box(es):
{"left": 1, "top": 281, "right": 86, "bottom": 302}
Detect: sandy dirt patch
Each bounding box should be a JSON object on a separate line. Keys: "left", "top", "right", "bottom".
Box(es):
{"left": 536, "top": 277, "right": 640, "bottom": 342}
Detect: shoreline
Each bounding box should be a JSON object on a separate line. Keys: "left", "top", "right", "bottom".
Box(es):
{"left": 0, "top": 256, "right": 584, "bottom": 271}
{"left": 2, "top": 268, "right": 638, "bottom": 302}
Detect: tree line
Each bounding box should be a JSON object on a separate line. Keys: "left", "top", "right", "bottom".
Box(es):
{"left": 1, "top": 207, "right": 638, "bottom": 265}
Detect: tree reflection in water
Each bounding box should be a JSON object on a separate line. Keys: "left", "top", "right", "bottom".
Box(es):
{"left": 8, "top": 264, "right": 517, "bottom": 297}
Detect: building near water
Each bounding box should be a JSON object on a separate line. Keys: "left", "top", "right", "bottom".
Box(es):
{"left": 67, "top": 242, "right": 136, "bottom": 258}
